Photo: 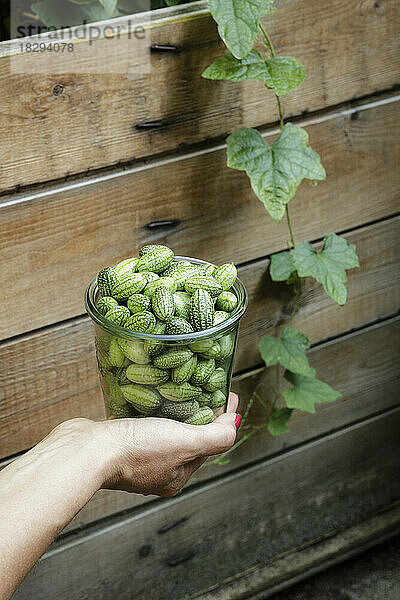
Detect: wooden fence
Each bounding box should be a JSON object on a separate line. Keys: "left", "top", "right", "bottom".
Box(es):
{"left": 0, "top": 1, "right": 399, "bottom": 598}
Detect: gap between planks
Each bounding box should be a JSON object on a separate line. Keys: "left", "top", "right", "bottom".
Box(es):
{"left": 0, "top": 89, "right": 398, "bottom": 208}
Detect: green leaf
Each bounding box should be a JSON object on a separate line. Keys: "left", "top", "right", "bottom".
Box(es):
{"left": 267, "top": 407, "right": 293, "bottom": 435}
{"left": 263, "top": 56, "right": 306, "bottom": 95}
{"left": 32, "top": 0, "right": 120, "bottom": 27}
{"left": 258, "top": 327, "right": 312, "bottom": 376}
{"left": 270, "top": 251, "right": 296, "bottom": 281}
{"left": 203, "top": 52, "right": 306, "bottom": 96}
{"left": 209, "top": 0, "right": 275, "bottom": 59}
{"left": 226, "top": 123, "right": 326, "bottom": 222}
{"left": 283, "top": 371, "right": 341, "bottom": 413}
{"left": 99, "top": 0, "right": 118, "bottom": 16}
{"left": 291, "top": 234, "right": 359, "bottom": 305}
{"left": 202, "top": 50, "right": 269, "bottom": 82}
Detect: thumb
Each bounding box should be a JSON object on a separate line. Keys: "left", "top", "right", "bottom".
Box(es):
{"left": 187, "top": 412, "right": 237, "bottom": 459}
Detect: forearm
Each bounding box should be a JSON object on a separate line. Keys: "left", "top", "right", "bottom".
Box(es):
{"left": 0, "top": 419, "right": 109, "bottom": 600}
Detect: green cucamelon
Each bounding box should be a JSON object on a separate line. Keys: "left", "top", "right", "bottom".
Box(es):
{"left": 185, "top": 407, "right": 215, "bottom": 425}
{"left": 213, "top": 263, "right": 237, "bottom": 291}
{"left": 137, "top": 246, "right": 174, "bottom": 273}
{"left": 117, "top": 339, "right": 151, "bottom": 364}
{"left": 209, "top": 389, "right": 226, "bottom": 409}
{"left": 143, "top": 277, "right": 177, "bottom": 297}
{"left": 153, "top": 347, "right": 193, "bottom": 368}
{"left": 158, "top": 381, "right": 202, "bottom": 401}
{"left": 216, "top": 291, "right": 238, "bottom": 312}
{"left": 121, "top": 384, "right": 161, "bottom": 414}
{"left": 108, "top": 397, "right": 136, "bottom": 418}
{"left": 203, "top": 367, "right": 227, "bottom": 391}
{"left": 105, "top": 306, "right": 131, "bottom": 326}
{"left": 111, "top": 273, "right": 147, "bottom": 301}
{"left": 97, "top": 296, "right": 119, "bottom": 316}
{"left": 190, "top": 289, "right": 214, "bottom": 331}
{"left": 165, "top": 317, "right": 194, "bottom": 335}
{"left": 108, "top": 337, "right": 127, "bottom": 367}
{"left": 171, "top": 355, "right": 197, "bottom": 384}
{"left": 197, "top": 392, "right": 213, "bottom": 406}
{"left": 152, "top": 287, "right": 175, "bottom": 321}
{"left": 127, "top": 293, "right": 151, "bottom": 314}
{"left": 97, "top": 267, "right": 118, "bottom": 297}
{"left": 114, "top": 257, "right": 139, "bottom": 276}
{"left": 139, "top": 244, "right": 167, "bottom": 257}
{"left": 218, "top": 334, "right": 235, "bottom": 360}
{"left": 124, "top": 311, "right": 156, "bottom": 334}
{"left": 143, "top": 321, "right": 166, "bottom": 356}
{"left": 143, "top": 272, "right": 159, "bottom": 284}
{"left": 190, "top": 358, "right": 215, "bottom": 385}
{"left": 168, "top": 266, "right": 199, "bottom": 289}
{"left": 173, "top": 291, "right": 191, "bottom": 320}
{"left": 199, "top": 262, "right": 216, "bottom": 277}
{"left": 126, "top": 364, "right": 169, "bottom": 385}
{"left": 213, "top": 310, "right": 230, "bottom": 325}
{"left": 200, "top": 343, "right": 222, "bottom": 360}
{"left": 158, "top": 399, "right": 200, "bottom": 421}
{"left": 184, "top": 275, "right": 222, "bottom": 298}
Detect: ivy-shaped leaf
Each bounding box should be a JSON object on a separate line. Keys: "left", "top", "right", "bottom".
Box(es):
{"left": 258, "top": 326, "right": 312, "bottom": 376}
{"left": 226, "top": 123, "right": 326, "bottom": 222}
{"left": 291, "top": 234, "right": 359, "bottom": 305}
{"left": 282, "top": 371, "right": 341, "bottom": 413}
{"left": 267, "top": 407, "right": 293, "bottom": 435}
{"left": 209, "top": 0, "right": 275, "bottom": 59}
{"left": 203, "top": 52, "right": 306, "bottom": 96}
{"left": 270, "top": 251, "right": 296, "bottom": 281}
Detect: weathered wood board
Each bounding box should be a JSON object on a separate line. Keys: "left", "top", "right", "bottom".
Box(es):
{"left": 13, "top": 407, "right": 400, "bottom": 600}
{"left": 1, "top": 96, "right": 399, "bottom": 339}
{"left": 2, "top": 316, "right": 397, "bottom": 536}
{"left": 0, "top": 0, "right": 398, "bottom": 191}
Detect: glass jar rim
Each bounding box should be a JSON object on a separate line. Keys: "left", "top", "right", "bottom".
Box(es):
{"left": 84, "top": 255, "right": 248, "bottom": 342}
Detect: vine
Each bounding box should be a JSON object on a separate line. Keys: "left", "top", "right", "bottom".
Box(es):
{"left": 202, "top": 0, "right": 359, "bottom": 454}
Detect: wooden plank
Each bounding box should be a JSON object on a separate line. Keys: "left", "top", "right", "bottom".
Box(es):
{"left": 13, "top": 407, "right": 400, "bottom": 600}
{"left": 0, "top": 217, "right": 398, "bottom": 459}
{"left": 0, "top": 0, "right": 399, "bottom": 191}
{"left": 1, "top": 96, "right": 399, "bottom": 339}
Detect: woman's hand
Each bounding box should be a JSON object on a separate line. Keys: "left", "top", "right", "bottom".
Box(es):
{"left": 95, "top": 391, "right": 239, "bottom": 496}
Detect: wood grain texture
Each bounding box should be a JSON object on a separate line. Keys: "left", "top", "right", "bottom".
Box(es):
{"left": 13, "top": 407, "right": 400, "bottom": 600}
{"left": 2, "top": 314, "right": 399, "bottom": 537}
{"left": 0, "top": 0, "right": 399, "bottom": 191}
{"left": 0, "top": 217, "right": 398, "bottom": 458}
{"left": 1, "top": 97, "right": 399, "bottom": 339}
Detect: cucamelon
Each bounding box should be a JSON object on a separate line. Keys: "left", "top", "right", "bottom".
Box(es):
{"left": 209, "top": 389, "right": 226, "bottom": 409}
{"left": 197, "top": 392, "right": 213, "bottom": 406}
{"left": 200, "top": 343, "right": 222, "bottom": 360}
{"left": 190, "top": 358, "right": 215, "bottom": 385}
{"left": 190, "top": 289, "right": 214, "bottom": 332}
{"left": 199, "top": 262, "right": 216, "bottom": 277}
{"left": 117, "top": 339, "right": 151, "bottom": 364}
{"left": 139, "top": 244, "right": 168, "bottom": 257}
{"left": 158, "top": 399, "right": 200, "bottom": 421}
{"left": 213, "top": 310, "right": 230, "bottom": 325}
{"left": 173, "top": 292, "right": 191, "bottom": 320}
{"left": 185, "top": 407, "right": 215, "bottom": 425}
{"left": 105, "top": 306, "right": 131, "bottom": 326}
{"left": 97, "top": 267, "right": 118, "bottom": 297}
{"left": 203, "top": 367, "right": 227, "bottom": 391}
{"left": 111, "top": 273, "right": 147, "bottom": 301}
{"left": 121, "top": 384, "right": 161, "bottom": 414}
{"left": 152, "top": 287, "right": 175, "bottom": 321}
{"left": 108, "top": 337, "right": 127, "bottom": 367}
{"left": 184, "top": 276, "right": 222, "bottom": 298}
{"left": 124, "top": 311, "right": 156, "bottom": 334}
{"left": 143, "top": 277, "right": 177, "bottom": 297}
{"left": 158, "top": 381, "right": 202, "bottom": 401}
{"left": 153, "top": 347, "right": 193, "bottom": 369}
{"left": 216, "top": 291, "right": 238, "bottom": 312}
{"left": 127, "top": 293, "right": 151, "bottom": 314}
{"left": 137, "top": 246, "right": 174, "bottom": 273}
{"left": 114, "top": 257, "right": 139, "bottom": 276}
{"left": 165, "top": 317, "right": 194, "bottom": 335}
{"left": 108, "top": 397, "right": 136, "bottom": 418}
{"left": 218, "top": 334, "right": 235, "bottom": 360}
{"left": 213, "top": 263, "right": 237, "bottom": 291}
{"left": 126, "top": 364, "right": 169, "bottom": 385}
{"left": 97, "top": 296, "right": 119, "bottom": 316}
{"left": 143, "top": 321, "right": 166, "bottom": 356}
{"left": 171, "top": 355, "right": 197, "bottom": 384}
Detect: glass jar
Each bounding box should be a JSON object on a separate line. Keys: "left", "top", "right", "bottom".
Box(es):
{"left": 85, "top": 257, "right": 248, "bottom": 424}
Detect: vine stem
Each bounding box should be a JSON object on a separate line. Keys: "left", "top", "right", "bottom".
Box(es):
{"left": 258, "top": 23, "right": 284, "bottom": 130}
{"left": 285, "top": 205, "right": 296, "bottom": 248}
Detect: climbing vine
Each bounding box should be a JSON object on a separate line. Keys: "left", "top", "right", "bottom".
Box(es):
{"left": 202, "top": 0, "right": 359, "bottom": 448}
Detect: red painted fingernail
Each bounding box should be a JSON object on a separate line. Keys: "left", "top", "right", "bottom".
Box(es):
{"left": 235, "top": 414, "right": 242, "bottom": 430}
